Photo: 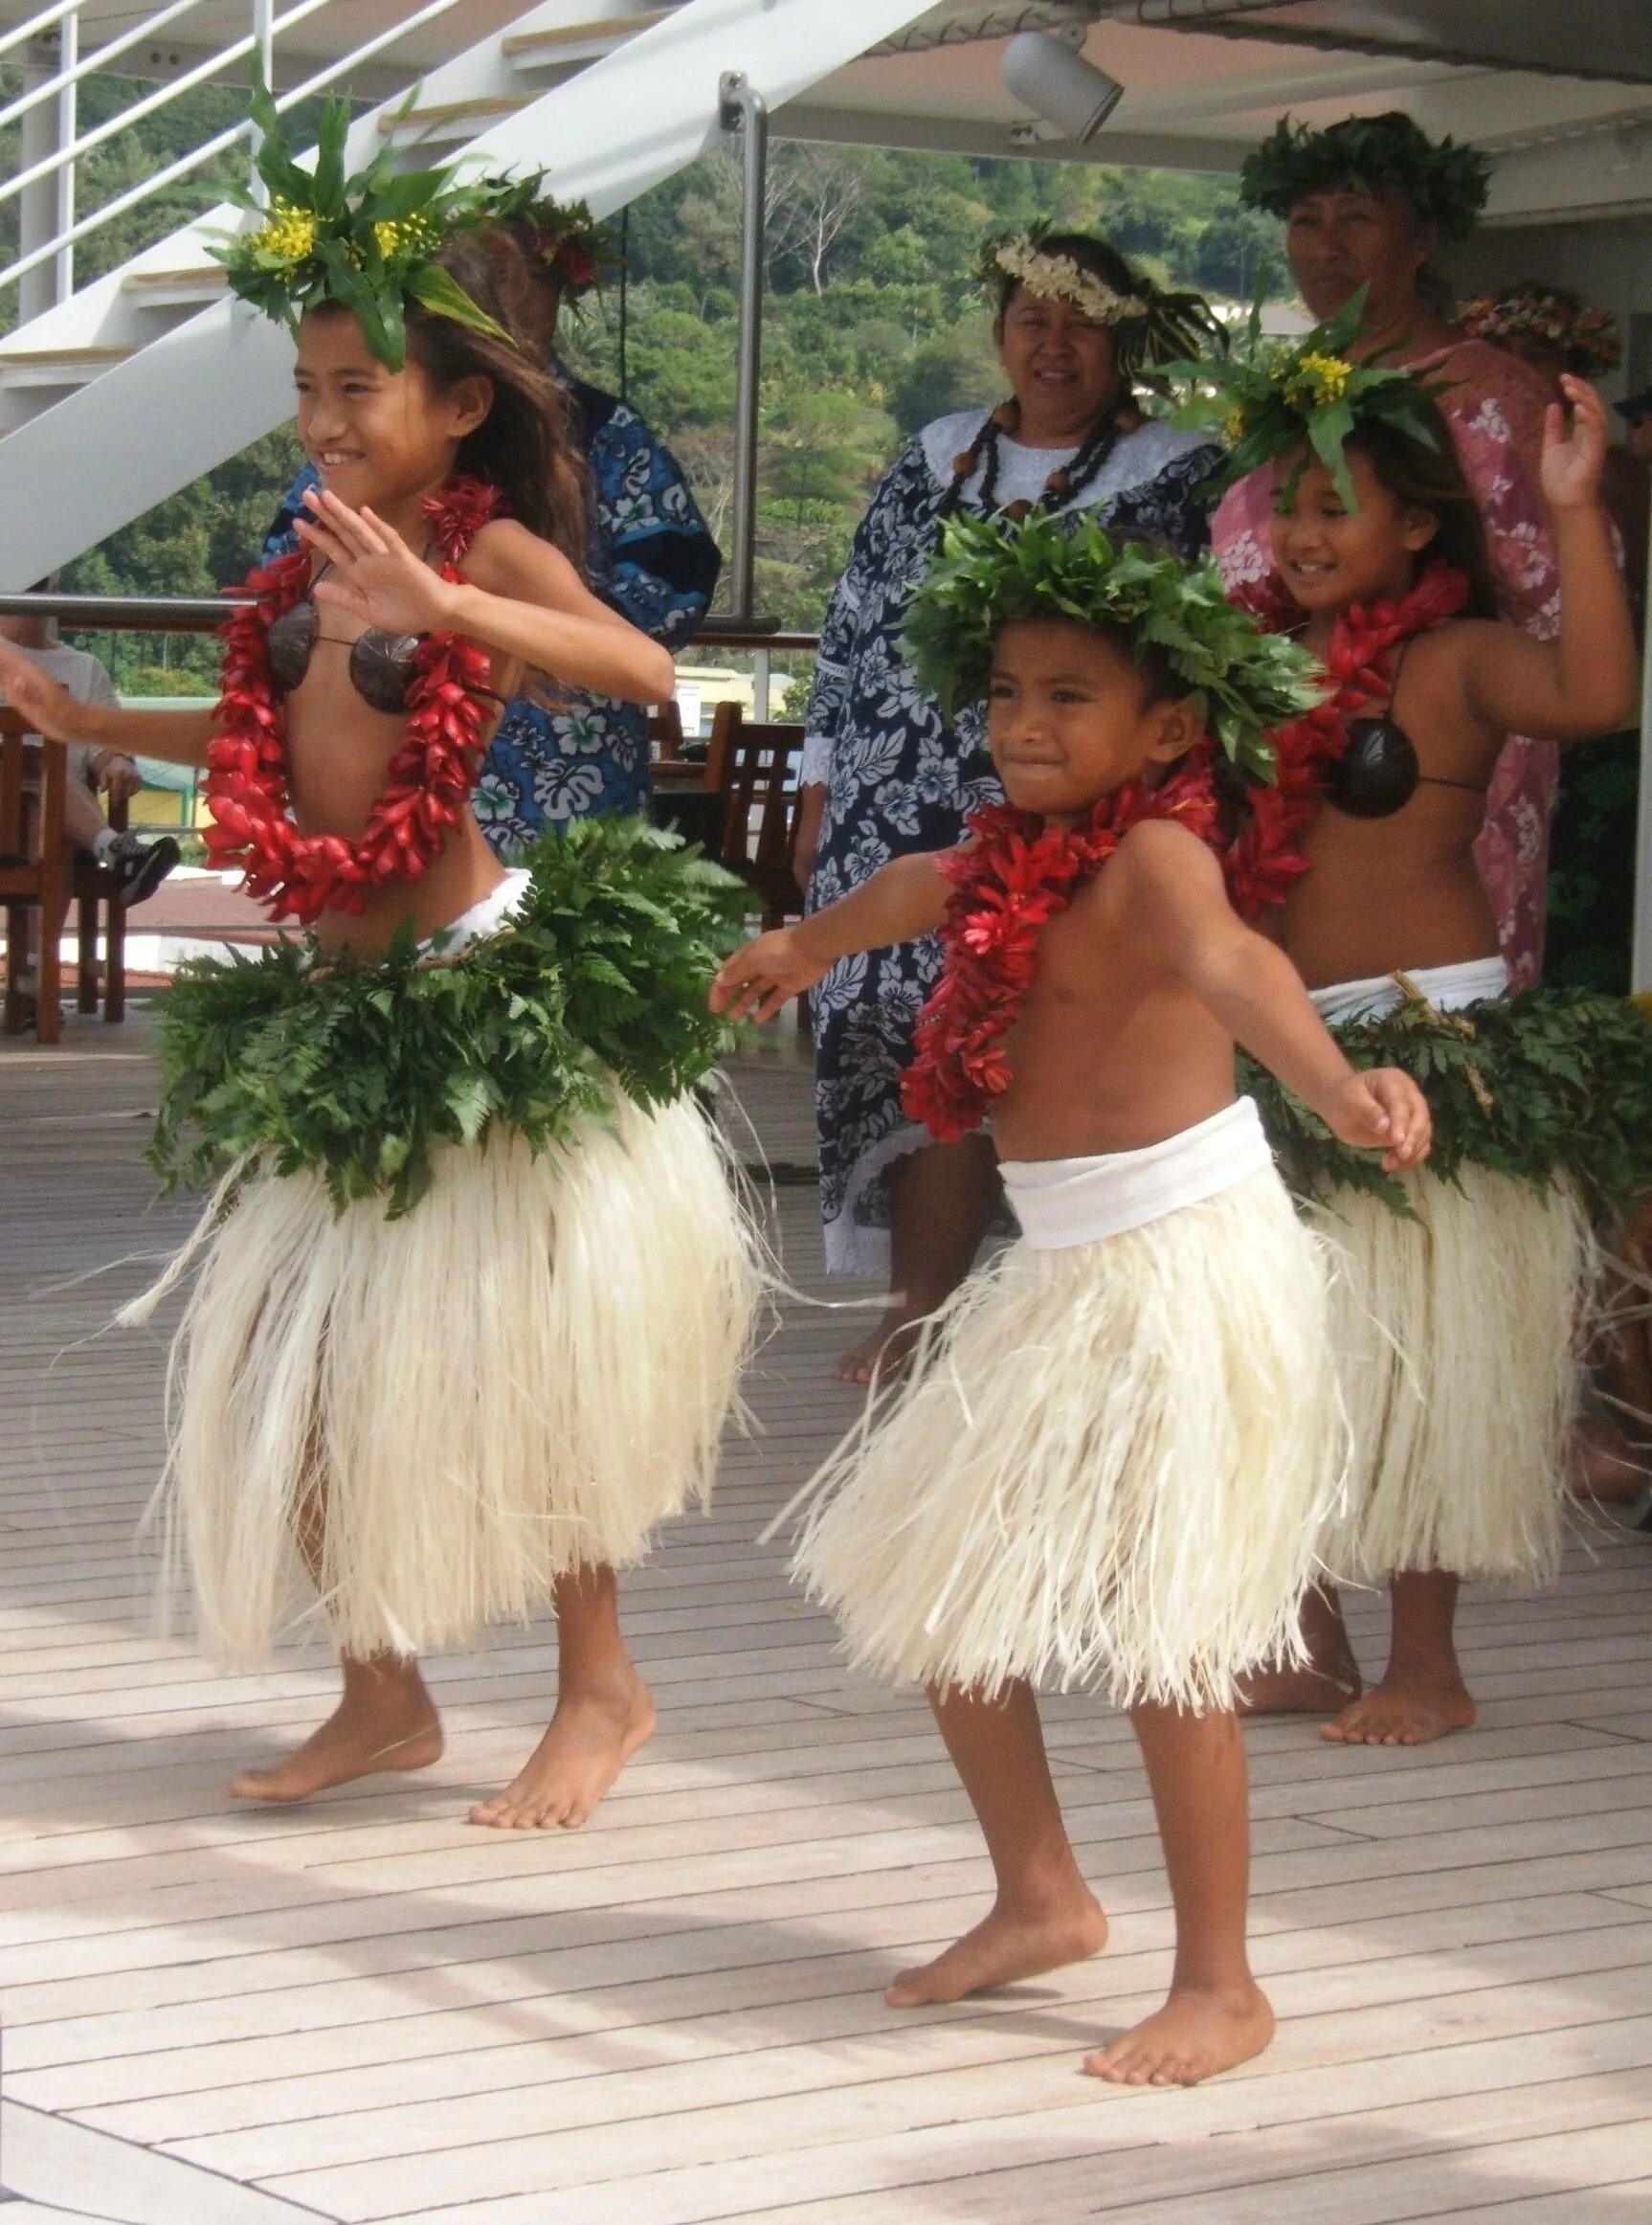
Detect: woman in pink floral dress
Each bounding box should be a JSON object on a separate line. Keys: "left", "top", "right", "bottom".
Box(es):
{"left": 1214, "top": 112, "right": 1560, "bottom": 986}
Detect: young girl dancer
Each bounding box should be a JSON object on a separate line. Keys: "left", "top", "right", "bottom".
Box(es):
{"left": 1186, "top": 323, "right": 1642, "bottom": 1744}
{"left": 714, "top": 514, "right": 1431, "bottom": 2085}
{"left": 0, "top": 110, "right": 760, "bottom": 1829}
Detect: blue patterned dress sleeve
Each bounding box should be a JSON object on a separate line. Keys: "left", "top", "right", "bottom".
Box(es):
{"left": 808, "top": 427, "right": 1220, "bottom": 1278}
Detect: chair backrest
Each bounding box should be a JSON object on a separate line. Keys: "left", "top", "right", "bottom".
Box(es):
{"left": 717, "top": 712, "right": 807, "bottom": 885}
{"left": 647, "top": 698, "right": 685, "bottom": 763}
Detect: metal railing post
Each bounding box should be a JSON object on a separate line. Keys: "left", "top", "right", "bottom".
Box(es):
{"left": 52, "top": 7, "right": 76, "bottom": 303}
{"left": 752, "top": 644, "right": 771, "bottom": 722}
{"left": 720, "top": 71, "right": 768, "bottom": 627}
{"left": 16, "top": 38, "right": 58, "bottom": 324}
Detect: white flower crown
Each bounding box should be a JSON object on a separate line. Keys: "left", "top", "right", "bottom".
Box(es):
{"left": 991, "top": 239, "right": 1149, "bottom": 326}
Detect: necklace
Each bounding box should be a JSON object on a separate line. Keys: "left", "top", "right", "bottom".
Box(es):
{"left": 1226, "top": 562, "right": 1470, "bottom": 917}
{"left": 901, "top": 760, "right": 1220, "bottom": 1143}
{"left": 205, "top": 478, "right": 504, "bottom": 924}
{"left": 937, "top": 395, "right": 1127, "bottom": 526}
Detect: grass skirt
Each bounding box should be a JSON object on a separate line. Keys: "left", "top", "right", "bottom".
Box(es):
{"left": 788, "top": 1165, "right": 1344, "bottom": 1712}
{"left": 1311, "top": 1167, "right": 1591, "bottom": 1585}
{"left": 133, "top": 1092, "right": 762, "bottom": 1662}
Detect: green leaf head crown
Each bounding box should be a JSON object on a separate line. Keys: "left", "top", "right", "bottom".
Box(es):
{"left": 1164, "top": 290, "right": 1453, "bottom": 510}
{"left": 1239, "top": 110, "right": 1490, "bottom": 242}
{"left": 212, "top": 72, "right": 513, "bottom": 371}
{"left": 481, "top": 172, "right": 609, "bottom": 302}
{"left": 903, "top": 510, "right": 1324, "bottom": 782}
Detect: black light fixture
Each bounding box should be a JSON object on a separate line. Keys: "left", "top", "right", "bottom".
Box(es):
{"left": 1001, "top": 30, "right": 1124, "bottom": 143}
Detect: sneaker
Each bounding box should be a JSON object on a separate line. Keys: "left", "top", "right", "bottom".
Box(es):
{"left": 103, "top": 830, "right": 181, "bottom": 910}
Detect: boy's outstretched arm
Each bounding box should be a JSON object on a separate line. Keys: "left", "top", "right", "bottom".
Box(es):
{"left": 712, "top": 851, "right": 951, "bottom": 1026}
{"left": 1125, "top": 823, "right": 1431, "bottom": 1173}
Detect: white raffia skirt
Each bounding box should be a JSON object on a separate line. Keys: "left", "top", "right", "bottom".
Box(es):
{"left": 1307, "top": 961, "right": 1591, "bottom": 1587}
{"left": 133, "top": 1091, "right": 762, "bottom": 1663}
{"left": 786, "top": 1101, "right": 1346, "bottom": 1713}
{"left": 1310, "top": 1167, "right": 1590, "bottom": 1585}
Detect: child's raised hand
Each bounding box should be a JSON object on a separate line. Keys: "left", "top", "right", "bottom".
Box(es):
{"left": 711, "top": 928, "right": 826, "bottom": 1026}
{"left": 0, "top": 639, "right": 97, "bottom": 745}
{"left": 1540, "top": 375, "right": 1610, "bottom": 512}
{"left": 300, "top": 488, "right": 462, "bottom": 636}
{"left": 1323, "top": 1067, "right": 1432, "bottom": 1174}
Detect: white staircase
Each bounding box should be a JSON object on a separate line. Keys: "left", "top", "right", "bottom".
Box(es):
{"left": 0, "top": 0, "right": 935, "bottom": 587}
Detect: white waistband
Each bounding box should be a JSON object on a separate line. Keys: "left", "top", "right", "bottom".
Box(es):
{"left": 1000, "top": 1099, "right": 1274, "bottom": 1250}
{"left": 1310, "top": 956, "right": 1508, "bottom": 1029}
{"left": 421, "top": 869, "right": 531, "bottom": 958}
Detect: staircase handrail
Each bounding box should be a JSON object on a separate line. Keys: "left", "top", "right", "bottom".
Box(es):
{"left": 0, "top": 0, "right": 469, "bottom": 301}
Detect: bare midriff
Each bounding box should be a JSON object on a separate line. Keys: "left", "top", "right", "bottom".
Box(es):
{"left": 1279, "top": 785, "right": 1499, "bottom": 990}
{"left": 991, "top": 865, "right": 1239, "bottom": 1164}
{"left": 281, "top": 611, "right": 520, "bottom": 957}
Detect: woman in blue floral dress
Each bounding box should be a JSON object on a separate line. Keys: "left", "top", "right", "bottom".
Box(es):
{"left": 266, "top": 196, "right": 719, "bottom": 850}
{"left": 793, "top": 233, "right": 1224, "bottom": 1379}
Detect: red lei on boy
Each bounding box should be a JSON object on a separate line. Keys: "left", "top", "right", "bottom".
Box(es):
{"left": 204, "top": 478, "right": 503, "bottom": 925}
{"left": 901, "top": 759, "right": 1220, "bottom": 1144}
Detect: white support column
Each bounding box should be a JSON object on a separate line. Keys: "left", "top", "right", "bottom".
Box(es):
{"left": 752, "top": 645, "right": 771, "bottom": 722}
{"left": 16, "top": 36, "right": 64, "bottom": 325}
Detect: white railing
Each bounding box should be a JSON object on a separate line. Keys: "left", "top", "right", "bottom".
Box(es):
{"left": 0, "top": 0, "right": 469, "bottom": 312}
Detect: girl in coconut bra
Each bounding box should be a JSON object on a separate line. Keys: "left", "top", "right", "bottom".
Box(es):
{"left": 1182, "top": 321, "right": 1640, "bottom": 1750}
{"left": 0, "top": 101, "right": 760, "bottom": 1833}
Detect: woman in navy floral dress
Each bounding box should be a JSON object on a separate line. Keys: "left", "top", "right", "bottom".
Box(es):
{"left": 793, "top": 233, "right": 1223, "bottom": 1378}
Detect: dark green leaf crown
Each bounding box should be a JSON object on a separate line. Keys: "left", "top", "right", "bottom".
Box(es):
{"left": 211, "top": 70, "right": 512, "bottom": 370}
{"left": 1239, "top": 111, "right": 1490, "bottom": 241}
{"left": 904, "top": 509, "right": 1323, "bottom": 781}
{"left": 1163, "top": 289, "right": 1453, "bottom": 509}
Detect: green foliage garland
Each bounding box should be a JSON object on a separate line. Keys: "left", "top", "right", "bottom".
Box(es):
{"left": 1164, "top": 290, "right": 1451, "bottom": 510}
{"left": 903, "top": 509, "right": 1324, "bottom": 777}
{"left": 1241, "top": 989, "right": 1652, "bottom": 1218}
{"left": 1239, "top": 112, "right": 1490, "bottom": 242}
{"left": 150, "top": 820, "right": 748, "bottom": 1219}
{"left": 211, "top": 70, "right": 509, "bottom": 370}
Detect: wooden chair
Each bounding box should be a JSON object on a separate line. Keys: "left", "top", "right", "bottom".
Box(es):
{"left": 710, "top": 705, "right": 807, "bottom": 932}
{"left": 647, "top": 698, "right": 685, "bottom": 763}
{"left": 1, "top": 716, "right": 128, "bottom": 1044}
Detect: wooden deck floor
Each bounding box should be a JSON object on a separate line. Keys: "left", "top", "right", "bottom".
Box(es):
{"left": 3, "top": 1010, "right": 1651, "bottom": 2225}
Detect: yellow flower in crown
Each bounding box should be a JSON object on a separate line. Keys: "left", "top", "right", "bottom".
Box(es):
{"left": 374, "top": 214, "right": 440, "bottom": 264}
{"left": 1287, "top": 350, "right": 1351, "bottom": 406}
{"left": 1224, "top": 407, "right": 1246, "bottom": 444}
{"left": 249, "top": 199, "right": 318, "bottom": 269}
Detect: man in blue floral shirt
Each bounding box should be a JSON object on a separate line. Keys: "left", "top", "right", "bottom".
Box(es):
{"left": 264, "top": 196, "right": 720, "bottom": 855}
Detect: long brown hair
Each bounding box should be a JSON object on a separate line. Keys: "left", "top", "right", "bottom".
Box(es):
{"left": 404, "top": 224, "right": 588, "bottom": 570}
{"left": 1346, "top": 394, "right": 1502, "bottom": 618}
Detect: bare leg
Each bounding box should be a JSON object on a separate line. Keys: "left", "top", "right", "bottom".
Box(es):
{"left": 1323, "top": 1569, "right": 1476, "bottom": 1746}
{"left": 230, "top": 1472, "right": 443, "bottom": 1803}
{"left": 885, "top": 1678, "right": 1107, "bottom": 2007}
{"left": 1237, "top": 1582, "right": 1363, "bottom": 1717}
{"left": 470, "top": 1563, "right": 655, "bottom": 1830}
{"left": 836, "top": 1135, "right": 999, "bottom": 1385}
{"left": 1085, "top": 1705, "right": 1273, "bottom": 2087}
{"left": 230, "top": 1650, "right": 443, "bottom": 1803}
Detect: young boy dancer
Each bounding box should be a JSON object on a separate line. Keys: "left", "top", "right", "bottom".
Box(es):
{"left": 714, "top": 516, "right": 1432, "bottom": 2086}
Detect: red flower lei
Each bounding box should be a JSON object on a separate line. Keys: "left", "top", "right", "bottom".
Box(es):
{"left": 203, "top": 477, "right": 504, "bottom": 924}
{"left": 1224, "top": 561, "right": 1471, "bottom": 917}
{"left": 901, "top": 758, "right": 1220, "bottom": 1144}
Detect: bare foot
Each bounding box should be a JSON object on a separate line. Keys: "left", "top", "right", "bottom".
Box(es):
{"left": 885, "top": 1889, "right": 1108, "bottom": 2008}
{"left": 1237, "top": 1657, "right": 1361, "bottom": 1717}
{"left": 1322, "top": 1672, "right": 1476, "bottom": 1747}
{"left": 835, "top": 1306, "right": 926, "bottom": 1388}
{"left": 1084, "top": 1981, "right": 1274, "bottom": 2087}
{"left": 469, "top": 1673, "right": 656, "bottom": 1830}
{"left": 230, "top": 1678, "right": 442, "bottom": 1804}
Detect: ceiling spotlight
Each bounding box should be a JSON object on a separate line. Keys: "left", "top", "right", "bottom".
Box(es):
{"left": 1001, "top": 31, "right": 1124, "bottom": 144}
